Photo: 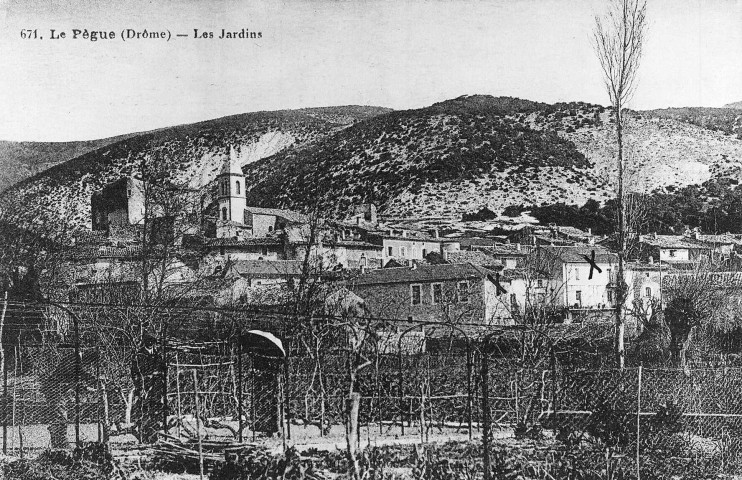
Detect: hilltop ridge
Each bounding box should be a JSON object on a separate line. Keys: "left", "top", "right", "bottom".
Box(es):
{"left": 2, "top": 95, "right": 742, "bottom": 234}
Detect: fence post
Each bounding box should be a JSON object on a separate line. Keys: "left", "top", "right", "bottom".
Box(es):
{"left": 192, "top": 369, "right": 204, "bottom": 480}
{"left": 175, "top": 353, "right": 182, "bottom": 439}
{"left": 17, "top": 344, "right": 24, "bottom": 458}
{"left": 2, "top": 351, "right": 6, "bottom": 454}
{"left": 11, "top": 346, "right": 17, "bottom": 454}
{"left": 514, "top": 370, "right": 519, "bottom": 426}
{"left": 636, "top": 365, "right": 643, "bottom": 480}
{"left": 284, "top": 348, "right": 291, "bottom": 441}
{"left": 251, "top": 365, "right": 256, "bottom": 442}
{"left": 237, "top": 341, "right": 243, "bottom": 442}
{"left": 161, "top": 322, "right": 168, "bottom": 435}
{"left": 96, "top": 347, "right": 101, "bottom": 443}
{"left": 0, "top": 291, "right": 6, "bottom": 456}
{"left": 481, "top": 347, "right": 491, "bottom": 480}
{"left": 467, "top": 344, "right": 473, "bottom": 441}
{"left": 74, "top": 313, "right": 81, "bottom": 447}
{"left": 398, "top": 348, "right": 404, "bottom": 435}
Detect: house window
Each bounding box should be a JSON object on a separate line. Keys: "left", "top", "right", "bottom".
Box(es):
{"left": 360, "top": 255, "right": 367, "bottom": 267}
{"left": 388, "top": 246, "right": 393, "bottom": 257}
{"left": 268, "top": 226, "right": 273, "bottom": 233}
{"left": 510, "top": 293, "right": 517, "bottom": 307}
{"left": 458, "top": 281, "right": 469, "bottom": 303}
{"left": 411, "top": 284, "right": 422, "bottom": 305}
{"left": 608, "top": 291, "right": 614, "bottom": 303}
{"left": 219, "top": 247, "right": 225, "bottom": 256}
{"left": 575, "top": 290, "right": 582, "bottom": 305}
{"left": 222, "top": 207, "right": 228, "bottom": 220}
{"left": 432, "top": 283, "right": 442, "bottom": 304}
{"left": 669, "top": 250, "right": 676, "bottom": 257}
{"left": 422, "top": 248, "right": 427, "bottom": 257}
{"left": 401, "top": 246, "right": 407, "bottom": 257}
{"left": 235, "top": 181, "right": 241, "bottom": 194}
{"left": 645, "top": 287, "right": 652, "bottom": 297}
{"left": 537, "top": 279, "right": 543, "bottom": 288}
{"left": 575, "top": 268, "right": 580, "bottom": 280}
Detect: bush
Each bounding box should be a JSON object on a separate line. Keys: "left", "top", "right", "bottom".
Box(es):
{"left": 210, "top": 447, "right": 325, "bottom": 480}
{"left": 2, "top": 443, "right": 120, "bottom": 480}
{"left": 586, "top": 393, "right": 636, "bottom": 451}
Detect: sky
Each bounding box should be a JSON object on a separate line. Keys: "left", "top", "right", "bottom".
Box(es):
{"left": 0, "top": 0, "right": 740, "bottom": 141}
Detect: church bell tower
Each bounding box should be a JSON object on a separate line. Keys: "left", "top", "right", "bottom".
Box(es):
{"left": 216, "top": 146, "right": 246, "bottom": 237}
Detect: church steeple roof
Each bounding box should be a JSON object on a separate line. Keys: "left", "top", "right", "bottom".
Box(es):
{"left": 220, "top": 145, "right": 244, "bottom": 176}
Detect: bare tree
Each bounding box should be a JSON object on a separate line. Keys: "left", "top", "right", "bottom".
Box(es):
{"left": 662, "top": 267, "right": 725, "bottom": 369}
{"left": 593, "top": 0, "right": 648, "bottom": 368}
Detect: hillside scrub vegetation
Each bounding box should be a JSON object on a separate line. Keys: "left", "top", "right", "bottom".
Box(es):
{"left": 4, "top": 95, "right": 742, "bottom": 229}
{"left": 244, "top": 98, "right": 592, "bottom": 216}
{"left": 506, "top": 177, "right": 742, "bottom": 235}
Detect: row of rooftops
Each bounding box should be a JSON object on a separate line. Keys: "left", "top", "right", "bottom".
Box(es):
{"left": 635, "top": 232, "right": 742, "bottom": 249}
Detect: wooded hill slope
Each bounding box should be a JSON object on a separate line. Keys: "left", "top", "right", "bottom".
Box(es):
{"left": 3, "top": 95, "right": 742, "bottom": 233}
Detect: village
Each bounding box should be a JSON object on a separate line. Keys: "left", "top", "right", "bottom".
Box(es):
{"left": 5, "top": 0, "right": 742, "bottom": 478}
{"left": 5, "top": 142, "right": 735, "bottom": 480}
{"left": 46, "top": 146, "right": 739, "bottom": 340}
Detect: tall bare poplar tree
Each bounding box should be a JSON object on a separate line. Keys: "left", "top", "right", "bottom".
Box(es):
{"left": 593, "top": 0, "right": 647, "bottom": 368}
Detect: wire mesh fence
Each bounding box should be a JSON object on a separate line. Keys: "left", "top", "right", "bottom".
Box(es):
{"left": 5, "top": 300, "right": 742, "bottom": 477}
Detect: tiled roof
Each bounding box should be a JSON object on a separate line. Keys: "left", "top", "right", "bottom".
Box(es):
{"left": 695, "top": 234, "right": 742, "bottom": 245}
{"left": 245, "top": 206, "right": 308, "bottom": 224}
{"left": 64, "top": 245, "right": 142, "bottom": 260}
{"left": 478, "top": 245, "right": 528, "bottom": 256}
{"left": 639, "top": 234, "right": 711, "bottom": 249}
{"left": 229, "top": 260, "right": 303, "bottom": 277}
{"left": 446, "top": 250, "right": 503, "bottom": 268}
{"left": 206, "top": 237, "right": 282, "bottom": 247}
{"left": 368, "top": 228, "right": 457, "bottom": 243}
{"left": 457, "top": 237, "right": 506, "bottom": 249}
{"left": 331, "top": 240, "right": 381, "bottom": 249}
{"left": 625, "top": 261, "right": 674, "bottom": 272}
{"left": 540, "top": 245, "right": 618, "bottom": 264}
{"left": 663, "top": 272, "right": 742, "bottom": 289}
{"left": 348, "top": 263, "right": 494, "bottom": 286}
{"left": 551, "top": 226, "right": 591, "bottom": 238}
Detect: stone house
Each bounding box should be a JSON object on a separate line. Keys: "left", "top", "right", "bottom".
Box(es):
{"left": 537, "top": 245, "right": 619, "bottom": 320}
{"left": 637, "top": 233, "right": 714, "bottom": 264}
{"left": 474, "top": 244, "right": 528, "bottom": 270}
{"left": 91, "top": 177, "right": 145, "bottom": 232}
{"left": 369, "top": 229, "right": 460, "bottom": 266}
{"left": 346, "top": 263, "right": 513, "bottom": 326}
{"left": 223, "top": 259, "right": 303, "bottom": 287}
